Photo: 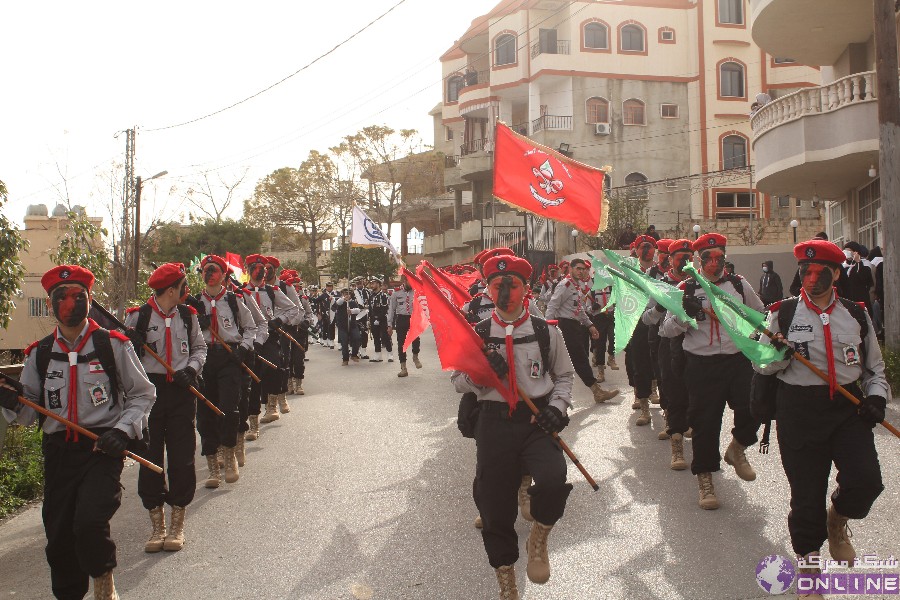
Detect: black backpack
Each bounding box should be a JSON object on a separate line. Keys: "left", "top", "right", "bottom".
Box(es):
{"left": 193, "top": 291, "right": 243, "bottom": 333}
{"left": 35, "top": 328, "right": 120, "bottom": 410}
{"left": 134, "top": 303, "right": 194, "bottom": 339}
{"left": 474, "top": 316, "right": 552, "bottom": 376}
{"left": 684, "top": 273, "right": 746, "bottom": 303}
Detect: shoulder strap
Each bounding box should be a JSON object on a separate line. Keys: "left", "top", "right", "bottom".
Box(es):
{"left": 176, "top": 304, "right": 193, "bottom": 337}
{"left": 266, "top": 285, "right": 276, "bottom": 307}
{"left": 225, "top": 291, "right": 243, "bottom": 332}
{"left": 136, "top": 303, "right": 153, "bottom": 333}
{"left": 684, "top": 280, "right": 700, "bottom": 297}
{"left": 776, "top": 297, "right": 800, "bottom": 336}
{"left": 473, "top": 318, "right": 492, "bottom": 345}
{"left": 35, "top": 334, "right": 56, "bottom": 415}
{"left": 727, "top": 274, "right": 746, "bottom": 302}
{"left": 90, "top": 329, "right": 120, "bottom": 407}
{"left": 530, "top": 316, "right": 552, "bottom": 375}
{"left": 838, "top": 297, "right": 871, "bottom": 372}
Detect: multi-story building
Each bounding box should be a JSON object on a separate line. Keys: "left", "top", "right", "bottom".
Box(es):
{"left": 425, "top": 0, "right": 823, "bottom": 265}
{"left": 750, "top": 0, "right": 896, "bottom": 250}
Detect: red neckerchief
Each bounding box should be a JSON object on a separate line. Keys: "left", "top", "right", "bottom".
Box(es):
{"left": 567, "top": 276, "right": 591, "bottom": 316}
{"left": 492, "top": 308, "right": 531, "bottom": 414}
{"left": 149, "top": 296, "right": 175, "bottom": 382}
{"left": 203, "top": 287, "right": 226, "bottom": 344}
{"left": 55, "top": 319, "right": 99, "bottom": 441}
{"left": 252, "top": 285, "right": 263, "bottom": 309}
{"left": 800, "top": 289, "right": 838, "bottom": 399}
{"left": 666, "top": 269, "right": 686, "bottom": 282}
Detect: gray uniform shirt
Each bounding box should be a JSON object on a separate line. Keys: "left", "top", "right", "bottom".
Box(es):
{"left": 238, "top": 290, "right": 269, "bottom": 345}
{"left": 451, "top": 311, "right": 575, "bottom": 414}
{"left": 197, "top": 288, "right": 257, "bottom": 349}
{"left": 546, "top": 277, "right": 593, "bottom": 327}
{"left": 387, "top": 288, "right": 414, "bottom": 325}
{"left": 4, "top": 320, "right": 156, "bottom": 439}
{"left": 245, "top": 285, "right": 299, "bottom": 338}
{"left": 124, "top": 301, "right": 207, "bottom": 375}
{"left": 755, "top": 293, "right": 888, "bottom": 397}
{"left": 298, "top": 295, "right": 316, "bottom": 328}
{"left": 279, "top": 283, "right": 304, "bottom": 326}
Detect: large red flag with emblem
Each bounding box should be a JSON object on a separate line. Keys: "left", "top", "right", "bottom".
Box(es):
{"left": 421, "top": 261, "right": 471, "bottom": 309}
{"left": 447, "top": 268, "right": 481, "bottom": 292}
{"left": 493, "top": 122, "right": 607, "bottom": 235}
{"left": 401, "top": 268, "right": 430, "bottom": 353}
{"left": 418, "top": 270, "right": 518, "bottom": 410}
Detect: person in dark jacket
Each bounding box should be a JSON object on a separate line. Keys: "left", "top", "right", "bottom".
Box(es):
{"left": 867, "top": 246, "right": 884, "bottom": 334}
{"left": 842, "top": 241, "right": 874, "bottom": 314}
{"left": 758, "top": 260, "right": 783, "bottom": 306}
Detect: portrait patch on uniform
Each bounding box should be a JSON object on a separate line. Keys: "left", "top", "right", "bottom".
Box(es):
{"left": 529, "top": 359, "right": 542, "bottom": 379}
{"left": 843, "top": 345, "right": 860, "bottom": 366}
{"left": 47, "top": 388, "right": 62, "bottom": 409}
{"left": 180, "top": 340, "right": 189, "bottom": 354}
{"left": 222, "top": 317, "right": 232, "bottom": 329}
{"left": 46, "top": 370, "right": 64, "bottom": 379}
{"left": 89, "top": 383, "right": 109, "bottom": 407}
{"left": 88, "top": 361, "right": 105, "bottom": 374}
{"left": 265, "top": 306, "right": 274, "bottom": 318}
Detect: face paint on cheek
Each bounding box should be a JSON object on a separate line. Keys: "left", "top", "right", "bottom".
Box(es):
{"left": 659, "top": 254, "right": 671, "bottom": 270}
{"left": 51, "top": 287, "right": 89, "bottom": 327}
{"left": 180, "top": 283, "right": 189, "bottom": 302}
{"left": 800, "top": 264, "right": 834, "bottom": 296}
{"left": 250, "top": 265, "right": 265, "bottom": 281}
{"left": 204, "top": 267, "right": 223, "bottom": 286}
{"left": 264, "top": 266, "right": 275, "bottom": 281}
{"left": 700, "top": 251, "right": 725, "bottom": 278}
{"left": 640, "top": 245, "right": 655, "bottom": 262}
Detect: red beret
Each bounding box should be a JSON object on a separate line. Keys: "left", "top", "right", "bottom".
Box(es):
{"left": 278, "top": 269, "right": 297, "bottom": 281}
{"left": 201, "top": 254, "right": 228, "bottom": 272}
{"left": 795, "top": 239, "right": 845, "bottom": 265}
{"left": 559, "top": 260, "right": 570, "bottom": 268}
{"left": 668, "top": 239, "right": 694, "bottom": 254}
{"left": 245, "top": 254, "right": 267, "bottom": 266}
{"left": 693, "top": 233, "right": 727, "bottom": 252}
{"left": 633, "top": 234, "right": 658, "bottom": 248}
{"left": 483, "top": 255, "right": 533, "bottom": 282}
{"left": 148, "top": 262, "right": 187, "bottom": 291}
{"left": 547, "top": 263, "right": 559, "bottom": 271}
{"left": 41, "top": 265, "right": 95, "bottom": 294}
{"left": 265, "top": 256, "right": 281, "bottom": 268}
{"left": 656, "top": 238, "right": 674, "bottom": 253}
{"left": 475, "top": 247, "right": 515, "bottom": 265}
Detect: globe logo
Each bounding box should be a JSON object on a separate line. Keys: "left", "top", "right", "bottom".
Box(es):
{"left": 755, "top": 555, "right": 795, "bottom": 595}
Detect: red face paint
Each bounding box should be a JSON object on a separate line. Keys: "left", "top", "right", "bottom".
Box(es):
{"left": 179, "top": 282, "right": 190, "bottom": 303}
{"left": 488, "top": 276, "right": 525, "bottom": 312}
{"left": 700, "top": 249, "right": 725, "bottom": 279}
{"left": 800, "top": 263, "right": 834, "bottom": 297}
{"left": 250, "top": 264, "right": 265, "bottom": 282}
{"left": 658, "top": 253, "right": 671, "bottom": 271}
{"left": 51, "top": 285, "right": 89, "bottom": 327}
{"left": 264, "top": 265, "right": 275, "bottom": 282}
{"left": 639, "top": 243, "right": 656, "bottom": 263}
{"left": 203, "top": 264, "right": 224, "bottom": 287}
{"left": 672, "top": 252, "right": 691, "bottom": 275}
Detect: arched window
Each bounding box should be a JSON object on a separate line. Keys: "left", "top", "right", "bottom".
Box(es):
{"left": 720, "top": 61, "right": 745, "bottom": 97}
{"left": 584, "top": 22, "right": 608, "bottom": 49}
{"left": 446, "top": 75, "right": 463, "bottom": 103}
{"left": 586, "top": 97, "right": 609, "bottom": 123}
{"left": 620, "top": 24, "right": 645, "bottom": 52}
{"left": 623, "top": 99, "right": 646, "bottom": 125}
{"left": 495, "top": 34, "right": 517, "bottom": 66}
{"left": 722, "top": 134, "right": 747, "bottom": 169}
{"left": 625, "top": 172, "right": 649, "bottom": 199}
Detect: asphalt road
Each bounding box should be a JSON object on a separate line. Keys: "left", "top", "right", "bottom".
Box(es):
{"left": 1, "top": 334, "right": 898, "bottom": 600}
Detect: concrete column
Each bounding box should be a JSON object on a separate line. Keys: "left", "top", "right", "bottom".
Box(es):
{"left": 453, "top": 189, "right": 463, "bottom": 228}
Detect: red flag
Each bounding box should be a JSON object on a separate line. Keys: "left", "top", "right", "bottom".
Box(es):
{"left": 418, "top": 270, "right": 518, "bottom": 410}
{"left": 493, "top": 122, "right": 606, "bottom": 234}
{"left": 401, "top": 268, "right": 430, "bottom": 353}
{"left": 225, "top": 252, "right": 244, "bottom": 279}
{"left": 419, "top": 261, "right": 471, "bottom": 309}
{"left": 449, "top": 269, "right": 481, "bottom": 292}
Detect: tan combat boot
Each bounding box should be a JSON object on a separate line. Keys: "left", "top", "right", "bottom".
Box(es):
{"left": 246, "top": 415, "right": 260, "bottom": 441}
{"left": 474, "top": 515, "right": 483, "bottom": 529}
{"left": 205, "top": 454, "right": 221, "bottom": 489}
{"left": 670, "top": 433, "right": 687, "bottom": 471}
{"left": 526, "top": 521, "right": 553, "bottom": 584}
{"left": 278, "top": 393, "right": 291, "bottom": 414}
{"left": 797, "top": 552, "right": 826, "bottom": 599}
{"left": 591, "top": 382, "right": 618, "bottom": 403}
{"left": 697, "top": 472, "right": 719, "bottom": 510}
{"left": 658, "top": 410, "right": 670, "bottom": 440}
{"left": 295, "top": 378, "right": 305, "bottom": 396}
{"left": 723, "top": 437, "right": 757, "bottom": 481}
{"left": 398, "top": 362, "right": 409, "bottom": 377}
{"left": 216, "top": 446, "right": 225, "bottom": 467}
{"left": 827, "top": 505, "right": 856, "bottom": 563}
{"left": 412, "top": 353, "right": 422, "bottom": 369}
{"left": 607, "top": 354, "right": 619, "bottom": 370}
{"left": 287, "top": 377, "right": 295, "bottom": 395}
{"left": 92, "top": 570, "right": 119, "bottom": 600}
{"left": 235, "top": 432, "right": 246, "bottom": 467}
{"left": 342, "top": 360, "right": 349, "bottom": 366}
{"left": 596, "top": 365, "right": 605, "bottom": 383}
{"left": 164, "top": 505, "right": 186, "bottom": 552}
{"left": 144, "top": 506, "right": 167, "bottom": 553}
{"left": 223, "top": 446, "right": 240, "bottom": 484}
{"left": 495, "top": 564, "right": 519, "bottom": 600}
{"left": 649, "top": 380, "right": 660, "bottom": 404}
{"left": 684, "top": 426, "right": 693, "bottom": 438}
{"left": 635, "top": 398, "right": 651, "bottom": 426}
{"left": 518, "top": 476, "right": 534, "bottom": 522}
{"left": 260, "top": 395, "right": 280, "bottom": 423}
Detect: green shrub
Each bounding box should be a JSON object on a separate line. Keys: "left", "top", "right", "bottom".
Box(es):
{"left": 0, "top": 424, "right": 43, "bottom": 519}
{"left": 881, "top": 344, "right": 900, "bottom": 399}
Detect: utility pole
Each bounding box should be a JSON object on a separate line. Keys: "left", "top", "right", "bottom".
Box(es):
{"left": 134, "top": 175, "right": 142, "bottom": 287}
{"left": 874, "top": 0, "right": 900, "bottom": 348}
{"left": 121, "top": 128, "right": 136, "bottom": 312}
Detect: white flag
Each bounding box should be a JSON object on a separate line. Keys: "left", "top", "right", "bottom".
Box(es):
{"left": 351, "top": 205, "right": 401, "bottom": 259}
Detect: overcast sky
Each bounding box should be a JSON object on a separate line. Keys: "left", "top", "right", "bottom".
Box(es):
{"left": 0, "top": 0, "right": 494, "bottom": 229}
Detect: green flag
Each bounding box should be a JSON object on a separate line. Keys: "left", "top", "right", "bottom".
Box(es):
{"left": 189, "top": 253, "right": 207, "bottom": 274}
{"left": 590, "top": 255, "right": 614, "bottom": 291}
{"left": 602, "top": 268, "right": 649, "bottom": 355}
{"left": 603, "top": 250, "right": 697, "bottom": 328}
{"left": 683, "top": 265, "right": 786, "bottom": 367}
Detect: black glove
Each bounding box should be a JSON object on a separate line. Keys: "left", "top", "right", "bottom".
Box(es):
{"left": 268, "top": 317, "right": 284, "bottom": 331}
{"left": 197, "top": 313, "right": 212, "bottom": 330}
{"left": 857, "top": 395, "right": 886, "bottom": 427}
{"left": 95, "top": 428, "right": 130, "bottom": 458}
{"left": 125, "top": 327, "right": 146, "bottom": 348}
{"left": 770, "top": 335, "right": 788, "bottom": 351}
{"left": 253, "top": 342, "right": 264, "bottom": 355}
{"left": 172, "top": 366, "right": 197, "bottom": 389}
{"left": 457, "top": 392, "right": 479, "bottom": 438}
{"left": 183, "top": 294, "right": 205, "bottom": 314}
{"left": 466, "top": 312, "right": 480, "bottom": 325}
{"left": 682, "top": 295, "right": 703, "bottom": 318}
{"left": 232, "top": 345, "right": 250, "bottom": 366}
{"left": 655, "top": 302, "right": 667, "bottom": 314}
{"left": 535, "top": 405, "right": 570, "bottom": 434}
{"left": 485, "top": 350, "right": 509, "bottom": 379}
{"left": 0, "top": 374, "right": 23, "bottom": 411}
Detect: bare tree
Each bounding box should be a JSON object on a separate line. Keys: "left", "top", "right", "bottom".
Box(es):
{"left": 182, "top": 168, "right": 249, "bottom": 224}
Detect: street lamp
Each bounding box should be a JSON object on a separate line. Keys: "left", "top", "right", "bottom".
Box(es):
{"left": 790, "top": 219, "right": 799, "bottom": 244}
{"left": 134, "top": 170, "right": 168, "bottom": 286}
{"left": 570, "top": 228, "right": 579, "bottom": 252}
{"left": 692, "top": 224, "right": 701, "bottom": 240}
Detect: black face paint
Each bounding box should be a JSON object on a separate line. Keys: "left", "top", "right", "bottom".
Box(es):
{"left": 658, "top": 254, "right": 671, "bottom": 271}
{"left": 800, "top": 263, "right": 834, "bottom": 296}
{"left": 496, "top": 275, "right": 513, "bottom": 311}
{"left": 250, "top": 263, "right": 265, "bottom": 282}
{"left": 672, "top": 253, "right": 690, "bottom": 274}
{"left": 51, "top": 285, "right": 89, "bottom": 327}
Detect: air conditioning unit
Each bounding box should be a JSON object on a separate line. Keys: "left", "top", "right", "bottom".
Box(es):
{"left": 594, "top": 123, "right": 611, "bottom": 136}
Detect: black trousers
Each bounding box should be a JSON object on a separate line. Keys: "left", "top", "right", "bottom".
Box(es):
{"left": 648, "top": 323, "right": 663, "bottom": 390}
{"left": 776, "top": 382, "right": 884, "bottom": 556}
{"left": 250, "top": 336, "right": 283, "bottom": 415}
{"left": 473, "top": 402, "right": 572, "bottom": 568}
{"left": 395, "top": 315, "right": 420, "bottom": 363}
{"left": 238, "top": 354, "right": 252, "bottom": 433}
{"left": 359, "top": 325, "right": 369, "bottom": 350}
{"left": 291, "top": 326, "right": 307, "bottom": 380}
{"left": 197, "top": 347, "right": 241, "bottom": 455}
{"left": 279, "top": 327, "right": 296, "bottom": 393}
{"left": 338, "top": 326, "right": 361, "bottom": 361}
{"left": 371, "top": 313, "right": 392, "bottom": 353}
{"left": 684, "top": 352, "right": 760, "bottom": 474}
{"left": 324, "top": 315, "right": 336, "bottom": 341}
{"left": 42, "top": 433, "right": 124, "bottom": 600}
{"left": 138, "top": 376, "right": 197, "bottom": 510}
{"left": 558, "top": 318, "right": 596, "bottom": 388}
{"left": 663, "top": 335, "right": 690, "bottom": 435}
{"left": 627, "top": 321, "right": 653, "bottom": 399}
{"left": 590, "top": 313, "right": 614, "bottom": 365}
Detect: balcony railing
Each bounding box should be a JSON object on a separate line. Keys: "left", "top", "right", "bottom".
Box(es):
{"left": 531, "top": 114, "right": 573, "bottom": 133}
{"left": 531, "top": 40, "right": 570, "bottom": 58}
{"left": 461, "top": 69, "right": 489, "bottom": 88}
{"left": 461, "top": 138, "right": 488, "bottom": 155}
{"left": 751, "top": 71, "right": 879, "bottom": 138}
{"left": 444, "top": 154, "right": 460, "bottom": 168}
